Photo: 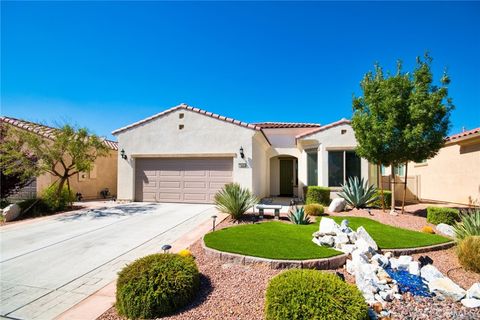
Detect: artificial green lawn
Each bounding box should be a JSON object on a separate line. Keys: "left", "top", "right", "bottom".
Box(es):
{"left": 203, "top": 216, "right": 451, "bottom": 260}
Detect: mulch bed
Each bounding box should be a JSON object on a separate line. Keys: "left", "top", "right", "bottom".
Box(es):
{"left": 98, "top": 209, "right": 479, "bottom": 320}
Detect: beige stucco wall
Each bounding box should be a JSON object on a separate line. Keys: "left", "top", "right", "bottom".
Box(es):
{"left": 252, "top": 133, "right": 270, "bottom": 198}
{"left": 407, "top": 137, "right": 480, "bottom": 205}
{"left": 36, "top": 150, "right": 118, "bottom": 199}
{"left": 115, "top": 108, "right": 264, "bottom": 201}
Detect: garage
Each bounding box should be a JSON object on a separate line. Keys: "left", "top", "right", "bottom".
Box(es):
{"left": 135, "top": 157, "right": 233, "bottom": 203}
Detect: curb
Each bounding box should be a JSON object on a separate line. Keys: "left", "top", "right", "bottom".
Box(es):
{"left": 379, "top": 241, "right": 455, "bottom": 256}
{"left": 201, "top": 239, "right": 348, "bottom": 270}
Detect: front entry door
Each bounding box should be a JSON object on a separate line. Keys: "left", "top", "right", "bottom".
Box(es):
{"left": 279, "top": 159, "right": 294, "bottom": 196}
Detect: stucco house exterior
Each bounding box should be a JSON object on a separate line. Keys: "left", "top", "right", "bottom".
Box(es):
{"left": 113, "top": 103, "right": 369, "bottom": 203}
{"left": 1, "top": 116, "right": 118, "bottom": 200}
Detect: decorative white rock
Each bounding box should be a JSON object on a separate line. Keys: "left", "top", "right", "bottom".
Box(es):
{"left": 461, "top": 298, "right": 480, "bottom": 308}
{"left": 318, "top": 218, "right": 341, "bottom": 234}
{"left": 328, "top": 198, "right": 346, "bottom": 213}
{"left": 372, "top": 254, "right": 390, "bottom": 268}
{"left": 338, "top": 244, "right": 356, "bottom": 254}
{"left": 408, "top": 261, "right": 420, "bottom": 276}
{"left": 428, "top": 277, "right": 466, "bottom": 301}
{"left": 319, "top": 235, "right": 335, "bottom": 247}
{"left": 436, "top": 223, "right": 456, "bottom": 238}
{"left": 420, "top": 264, "right": 445, "bottom": 283}
{"left": 356, "top": 226, "right": 378, "bottom": 250}
{"left": 333, "top": 233, "right": 350, "bottom": 246}
{"left": 467, "top": 283, "right": 480, "bottom": 299}
{"left": 2, "top": 203, "right": 21, "bottom": 222}
{"left": 395, "top": 255, "right": 413, "bottom": 271}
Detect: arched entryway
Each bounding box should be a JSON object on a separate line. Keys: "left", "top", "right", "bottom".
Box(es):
{"left": 270, "top": 155, "right": 298, "bottom": 197}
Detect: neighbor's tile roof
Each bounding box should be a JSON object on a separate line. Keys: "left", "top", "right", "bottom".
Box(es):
{"left": 446, "top": 127, "right": 480, "bottom": 143}
{"left": 295, "top": 118, "right": 352, "bottom": 139}
{"left": 111, "top": 103, "right": 262, "bottom": 135}
{"left": 0, "top": 116, "right": 118, "bottom": 150}
{"left": 252, "top": 122, "right": 321, "bottom": 129}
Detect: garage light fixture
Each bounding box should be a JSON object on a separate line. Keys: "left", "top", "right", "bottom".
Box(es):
{"left": 239, "top": 146, "right": 245, "bottom": 159}
{"left": 120, "top": 149, "right": 127, "bottom": 160}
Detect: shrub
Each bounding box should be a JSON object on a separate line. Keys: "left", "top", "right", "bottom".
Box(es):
{"left": 41, "top": 183, "right": 76, "bottom": 212}
{"left": 116, "top": 253, "right": 200, "bottom": 319}
{"left": 369, "top": 190, "right": 392, "bottom": 209}
{"left": 456, "top": 236, "right": 480, "bottom": 273}
{"left": 305, "top": 186, "right": 330, "bottom": 206}
{"left": 288, "top": 206, "right": 311, "bottom": 225}
{"left": 338, "top": 176, "right": 378, "bottom": 209}
{"left": 453, "top": 208, "right": 480, "bottom": 241}
{"left": 304, "top": 204, "right": 324, "bottom": 216}
{"left": 178, "top": 249, "right": 193, "bottom": 258}
{"left": 426, "top": 206, "right": 460, "bottom": 225}
{"left": 214, "top": 183, "right": 258, "bottom": 220}
{"left": 421, "top": 226, "right": 435, "bottom": 234}
{"left": 265, "top": 269, "right": 368, "bottom": 320}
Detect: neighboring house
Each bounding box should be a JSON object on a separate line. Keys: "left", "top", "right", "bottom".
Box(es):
{"left": 113, "top": 103, "right": 370, "bottom": 203}
{"left": 1, "top": 116, "right": 118, "bottom": 200}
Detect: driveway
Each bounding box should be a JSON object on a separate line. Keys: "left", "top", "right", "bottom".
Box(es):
{"left": 0, "top": 202, "right": 216, "bottom": 320}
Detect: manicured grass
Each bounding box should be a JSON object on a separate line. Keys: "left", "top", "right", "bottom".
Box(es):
{"left": 204, "top": 216, "right": 451, "bottom": 260}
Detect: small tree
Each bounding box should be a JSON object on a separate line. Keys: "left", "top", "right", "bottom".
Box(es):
{"left": 0, "top": 123, "right": 109, "bottom": 199}
{"left": 352, "top": 54, "right": 453, "bottom": 214}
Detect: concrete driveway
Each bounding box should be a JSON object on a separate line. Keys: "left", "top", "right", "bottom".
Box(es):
{"left": 0, "top": 202, "right": 217, "bottom": 320}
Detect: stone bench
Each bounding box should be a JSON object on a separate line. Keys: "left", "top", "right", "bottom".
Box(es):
{"left": 256, "top": 204, "right": 282, "bottom": 220}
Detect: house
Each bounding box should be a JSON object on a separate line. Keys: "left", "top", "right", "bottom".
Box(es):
{"left": 113, "top": 103, "right": 370, "bottom": 203}
{"left": 1, "top": 116, "right": 118, "bottom": 200}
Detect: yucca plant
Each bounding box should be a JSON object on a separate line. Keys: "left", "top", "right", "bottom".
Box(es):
{"left": 453, "top": 208, "right": 480, "bottom": 241}
{"left": 214, "top": 183, "right": 258, "bottom": 221}
{"left": 288, "top": 206, "right": 311, "bottom": 225}
{"left": 338, "top": 176, "right": 378, "bottom": 209}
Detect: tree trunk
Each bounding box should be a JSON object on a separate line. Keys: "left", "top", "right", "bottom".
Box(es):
{"left": 401, "top": 162, "right": 408, "bottom": 214}
{"left": 56, "top": 176, "right": 67, "bottom": 197}
{"left": 378, "top": 163, "right": 385, "bottom": 212}
{"left": 66, "top": 178, "right": 73, "bottom": 208}
{"left": 390, "top": 165, "right": 396, "bottom": 215}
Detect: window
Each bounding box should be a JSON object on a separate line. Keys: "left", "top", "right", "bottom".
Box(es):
{"left": 306, "top": 149, "right": 318, "bottom": 186}
{"left": 328, "top": 150, "right": 361, "bottom": 187}
{"left": 394, "top": 164, "right": 405, "bottom": 176}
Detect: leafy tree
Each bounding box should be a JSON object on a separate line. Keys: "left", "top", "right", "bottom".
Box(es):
{"left": 0, "top": 123, "right": 109, "bottom": 199}
{"left": 352, "top": 54, "right": 453, "bottom": 214}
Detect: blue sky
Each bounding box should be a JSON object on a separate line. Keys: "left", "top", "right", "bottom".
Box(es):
{"left": 2, "top": 1, "right": 479, "bottom": 140}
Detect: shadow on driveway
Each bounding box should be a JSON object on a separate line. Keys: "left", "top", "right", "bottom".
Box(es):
{"left": 55, "top": 203, "right": 161, "bottom": 222}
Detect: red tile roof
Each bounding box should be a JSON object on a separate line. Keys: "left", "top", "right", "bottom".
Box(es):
{"left": 0, "top": 116, "right": 118, "bottom": 150}
{"left": 112, "top": 103, "right": 262, "bottom": 135}
{"left": 295, "top": 118, "right": 352, "bottom": 139}
{"left": 252, "top": 122, "right": 321, "bottom": 129}
{"left": 446, "top": 127, "right": 480, "bottom": 143}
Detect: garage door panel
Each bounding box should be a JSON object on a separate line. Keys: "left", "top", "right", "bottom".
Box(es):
{"left": 135, "top": 158, "right": 233, "bottom": 203}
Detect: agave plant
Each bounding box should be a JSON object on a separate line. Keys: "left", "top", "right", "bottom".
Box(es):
{"left": 453, "top": 208, "right": 480, "bottom": 241}
{"left": 288, "top": 206, "right": 311, "bottom": 225}
{"left": 214, "top": 183, "right": 258, "bottom": 220}
{"left": 338, "top": 176, "right": 378, "bottom": 209}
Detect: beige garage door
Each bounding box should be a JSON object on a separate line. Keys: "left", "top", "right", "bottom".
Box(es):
{"left": 135, "top": 158, "right": 233, "bottom": 203}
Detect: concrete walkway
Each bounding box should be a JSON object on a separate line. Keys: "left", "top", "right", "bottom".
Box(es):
{"left": 0, "top": 202, "right": 217, "bottom": 320}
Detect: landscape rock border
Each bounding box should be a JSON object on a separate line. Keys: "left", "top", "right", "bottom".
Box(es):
{"left": 378, "top": 241, "right": 455, "bottom": 256}
{"left": 201, "top": 237, "right": 348, "bottom": 270}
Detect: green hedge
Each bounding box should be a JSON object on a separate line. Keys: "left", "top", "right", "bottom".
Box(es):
{"left": 427, "top": 206, "right": 460, "bottom": 225}
{"left": 369, "top": 190, "right": 392, "bottom": 209}
{"left": 305, "top": 186, "right": 331, "bottom": 205}
{"left": 303, "top": 204, "right": 324, "bottom": 216}
{"left": 265, "top": 269, "right": 368, "bottom": 320}
{"left": 116, "top": 253, "right": 199, "bottom": 319}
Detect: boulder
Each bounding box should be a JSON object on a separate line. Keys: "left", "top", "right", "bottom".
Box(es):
{"left": 356, "top": 226, "right": 378, "bottom": 250}
{"left": 2, "top": 203, "right": 21, "bottom": 222}
{"left": 338, "top": 244, "right": 356, "bottom": 254}
{"left": 347, "top": 232, "right": 358, "bottom": 243}
{"left": 333, "top": 233, "right": 350, "bottom": 246}
{"left": 355, "top": 238, "right": 377, "bottom": 258}
{"left": 467, "top": 283, "right": 480, "bottom": 299}
{"left": 319, "top": 235, "right": 335, "bottom": 247}
{"left": 420, "top": 264, "right": 444, "bottom": 283}
{"left": 396, "top": 255, "right": 413, "bottom": 271}
{"left": 379, "top": 290, "right": 393, "bottom": 302}
{"left": 340, "top": 219, "right": 353, "bottom": 233}
{"left": 461, "top": 298, "right": 480, "bottom": 308}
{"left": 436, "top": 223, "right": 456, "bottom": 238}
{"left": 408, "top": 261, "right": 420, "bottom": 276}
{"left": 328, "top": 198, "right": 346, "bottom": 213}
{"left": 372, "top": 254, "right": 389, "bottom": 268}
{"left": 318, "top": 218, "right": 341, "bottom": 234}
{"left": 428, "top": 277, "right": 466, "bottom": 301}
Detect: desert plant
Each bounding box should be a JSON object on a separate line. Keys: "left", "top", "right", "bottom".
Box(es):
{"left": 305, "top": 186, "right": 330, "bottom": 205}
{"left": 456, "top": 236, "right": 480, "bottom": 273}
{"left": 178, "top": 249, "right": 193, "bottom": 258}
{"left": 421, "top": 226, "right": 435, "bottom": 234}
{"left": 288, "top": 206, "right": 311, "bottom": 225}
{"left": 41, "top": 183, "right": 76, "bottom": 212}
{"left": 338, "top": 176, "right": 378, "bottom": 209}
{"left": 214, "top": 183, "right": 258, "bottom": 220}
{"left": 304, "top": 203, "right": 324, "bottom": 216}
{"left": 265, "top": 269, "right": 368, "bottom": 320}
{"left": 116, "top": 253, "right": 199, "bottom": 319}
{"left": 369, "top": 190, "right": 392, "bottom": 209}
{"left": 453, "top": 208, "right": 480, "bottom": 241}
{"left": 426, "top": 206, "right": 460, "bottom": 225}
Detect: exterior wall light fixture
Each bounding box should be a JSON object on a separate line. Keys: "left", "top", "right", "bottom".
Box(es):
{"left": 239, "top": 146, "right": 245, "bottom": 159}
{"left": 120, "top": 149, "right": 127, "bottom": 160}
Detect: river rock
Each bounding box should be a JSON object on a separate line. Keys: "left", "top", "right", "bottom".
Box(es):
{"left": 420, "top": 264, "right": 444, "bottom": 283}
{"left": 461, "top": 298, "right": 480, "bottom": 308}
{"left": 328, "top": 198, "right": 346, "bottom": 212}
{"left": 467, "top": 283, "right": 480, "bottom": 299}
{"left": 428, "top": 277, "right": 466, "bottom": 301}
{"left": 356, "top": 226, "right": 378, "bottom": 250}
{"left": 2, "top": 203, "right": 21, "bottom": 222}
{"left": 436, "top": 223, "right": 456, "bottom": 238}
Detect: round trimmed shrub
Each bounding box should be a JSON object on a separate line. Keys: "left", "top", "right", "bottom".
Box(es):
{"left": 304, "top": 204, "right": 324, "bottom": 216}
{"left": 265, "top": 269, "right": 368, "bottom": 320}
{"left": 456, "top": 236, "right": 480, "bottom": 273}
{"left": 116, "top": 253, "right": 199, "bottom": 319}
{"left": 421, "top": 226, "right": 435, "bottom": 234}
{"left": 426, "top": 206, "right": 460, "bottom": 225}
